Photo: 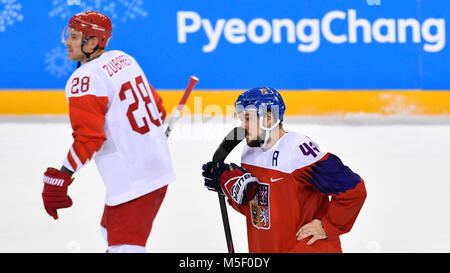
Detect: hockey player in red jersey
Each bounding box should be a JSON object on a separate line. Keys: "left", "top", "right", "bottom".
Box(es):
{"left": 202, "top": 87, "right": 367, "bottom": 252}
{"left": 41, "top": 11, "right": 175, "bottom": 253}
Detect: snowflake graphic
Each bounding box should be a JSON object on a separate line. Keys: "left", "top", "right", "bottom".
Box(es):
{"left": 0, "top": 0, "right": 24, "bottom": 32}
{"left": 49, "top": 0, "right": 147, "bottom": 23}
{"left": 118, "top": 0, "right": 147, "bottom": 22}
{"left": 49, "top": 0, "right": 73, "bottom": 20}
{"left": 45, "top": 46, "right": 74, "bottom": 78}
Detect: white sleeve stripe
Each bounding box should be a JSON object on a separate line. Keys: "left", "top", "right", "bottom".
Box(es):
{"left": 62, "top": 157, "right": 75, "bottom": 172}
{"left": 70, "top": 146, "right": 83, "bottom": 171}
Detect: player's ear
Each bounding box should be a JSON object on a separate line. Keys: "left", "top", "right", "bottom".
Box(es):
{"left": 87, "top": 37, "right": 100, "bottom": 51}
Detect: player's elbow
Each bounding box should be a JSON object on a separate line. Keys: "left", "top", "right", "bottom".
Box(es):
{"left": 354, "top": 178, "right": 367, "bottom": 207}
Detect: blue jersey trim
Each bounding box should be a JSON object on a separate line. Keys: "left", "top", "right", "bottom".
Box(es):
{"left": 304, "top": 154, "right": 361, "bottom": 195}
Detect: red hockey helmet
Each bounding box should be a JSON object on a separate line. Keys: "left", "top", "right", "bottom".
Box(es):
{"left": 66, "top": 11, "right": 112, "bottom": 48}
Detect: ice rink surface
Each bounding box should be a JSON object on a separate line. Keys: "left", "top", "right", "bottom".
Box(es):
{"left": 1, "top": 115, "right": 450, "bottom": 253}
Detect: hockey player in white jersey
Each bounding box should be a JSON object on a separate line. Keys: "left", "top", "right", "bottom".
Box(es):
{"left": 41, "top": 11, "right": 175, "bottom": 253}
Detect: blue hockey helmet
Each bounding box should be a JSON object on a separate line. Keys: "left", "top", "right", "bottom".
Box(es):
{"left": 234, "top": 87, "right": 286, "bottom": 121}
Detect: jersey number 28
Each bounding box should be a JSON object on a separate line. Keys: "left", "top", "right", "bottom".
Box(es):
{"left": 119, "top": 75, "right": 161, "bottom": 135}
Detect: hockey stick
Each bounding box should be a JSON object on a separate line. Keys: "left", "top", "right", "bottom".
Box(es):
{"left": 212, "top": 127, "right": 246, "bottom": 253}
{"left": 165, "top": 76, "right": 199, "bottom": 137}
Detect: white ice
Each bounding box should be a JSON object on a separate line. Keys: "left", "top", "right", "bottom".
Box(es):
{"left": 1, "top": 115, "right": 450, "bottom": 253}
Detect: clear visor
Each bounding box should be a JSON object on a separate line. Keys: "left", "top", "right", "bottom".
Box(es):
{"left": 232, "top": 106, "right": 257, "bottom": 123}
{"left": 61, "top": 26, "right": 82, "bottom": 43}
{"left": 61, "top": 26, "right": 69, "bottom": 43}
{"left": 232, "top": 105, "right": 280, "bottom": 131}
{"left": 232, "top": 108, "right": 264, "bottom": 134}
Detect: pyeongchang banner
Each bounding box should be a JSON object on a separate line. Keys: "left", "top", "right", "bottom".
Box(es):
{"left": 0, "top": 0, "right": 448, "bottom": 90}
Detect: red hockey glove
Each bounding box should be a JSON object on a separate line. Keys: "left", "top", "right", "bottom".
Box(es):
{"left": 42, "top": 168, "right": 74, "bottom": 220}
{"left": 202, "top": 161, "right": 259, "bottom": 206}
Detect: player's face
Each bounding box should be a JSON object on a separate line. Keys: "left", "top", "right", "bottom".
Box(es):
{"left": 64, "top": 29, "right": 84, "bottom": 61}
{"left": 239, "top": 111, "right": 264, "bottom": 147}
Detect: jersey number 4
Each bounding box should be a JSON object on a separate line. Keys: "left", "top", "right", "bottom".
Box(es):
{"left": 119, "top": 75, "right": 161, "bottom": 135}
{"left": 299, "top": 142, "right": 320, "bottom": 158}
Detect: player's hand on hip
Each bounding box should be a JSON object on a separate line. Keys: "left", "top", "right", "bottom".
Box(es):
{"left": 42, "top": 168, "right": 74, "bottom": 220}
{"left": 202, "top": 161, "right": 259, "bottom": 205}
{"left": 296, "top": 219, "right": 328, "bottom": 245}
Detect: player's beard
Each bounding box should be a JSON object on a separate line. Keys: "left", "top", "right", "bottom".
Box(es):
{"left": 245, "top": 129, "right": 264, "bottom": 147}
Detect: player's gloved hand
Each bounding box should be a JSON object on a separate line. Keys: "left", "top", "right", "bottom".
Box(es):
{"left": 202, "top": 161, "right": 221, "bottom": 192}
{"left": 42, "top": 168, "right": 74, "bottom": 220}
{"left": 202, "top": 161, "right": 259, "bottom": 205}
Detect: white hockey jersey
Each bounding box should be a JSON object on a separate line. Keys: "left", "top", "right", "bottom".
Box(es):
{"left": 63, "top": 50, "right": 175, "bottom": 206}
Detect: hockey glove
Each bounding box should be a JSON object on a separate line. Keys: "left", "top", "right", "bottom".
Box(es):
{"left": 202, "top": 161, "right": 259, "bottom": 205}
{"left": 42, "top": 168, "right": 73, "bottom": 220}
{"left": 202, "top": 161, "right": 221, "bottom": 192}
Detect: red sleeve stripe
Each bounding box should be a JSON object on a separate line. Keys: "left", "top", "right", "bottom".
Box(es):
{"left": 67, "top": 150, "right": 78, "bottom": 171}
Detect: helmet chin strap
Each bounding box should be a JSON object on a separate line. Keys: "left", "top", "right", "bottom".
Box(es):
{"left": 81, "top": 35, "right": 100, "bottom": 62}
{"left": 259, "top": 117, "right": 281, "bottom": 149}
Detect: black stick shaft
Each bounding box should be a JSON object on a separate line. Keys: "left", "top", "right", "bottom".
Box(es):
{"left": 218, "top": 191, "right": 234, "bottom": 253}
{"left": 212, "top": 127, "right": 245, "bottom": 253}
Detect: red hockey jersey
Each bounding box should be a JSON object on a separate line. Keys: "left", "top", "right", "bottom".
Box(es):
{"left": 228, "top": 132, "right": 366, "bottom": 253}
